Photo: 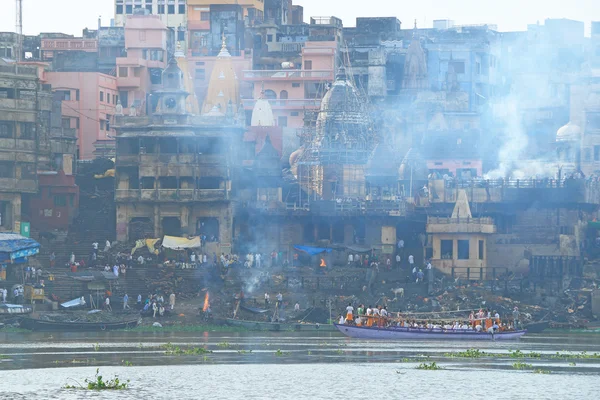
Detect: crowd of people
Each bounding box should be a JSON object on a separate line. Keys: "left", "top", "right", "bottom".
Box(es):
{"left": 340, "top": 304, "right": 521, "bottom": 333}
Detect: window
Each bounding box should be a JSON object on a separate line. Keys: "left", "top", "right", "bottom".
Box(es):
{"left": 56, "top": 90, "right": 71, "bottom": 101}
{"left": 278, "top": 116, "right": 288, "bottom": 127}
{"left": 267, "top": 34, "right": 273, "bottom": 42}
{"left": 0, "top": 162, "right": 14, "bottom": 178}
{"left": 178, "top": 4, "right": 185, "bottom": 14}
{"left": 100, "top": 91, "right": 104, "bottom": 102}
{"left": 149, "top": 50, "right": 164, "bottom": 61}
{"left": 475, "top": 62, "right": 481, "bottom": 75}
{"left": 115, "top": 95, "right": 119, "bottom": 105}
{"left": 195, "top": 69, "right": 205, "bottom": 80}
{"left": 126, "top": 5, "right": 133, "bottom": 14}
{"left": 292, "top": 82, "right": 300, "bottom": 88}
{"left": 146, "top": 5, "right": 153, "bottom": 13}
{"left": 449, "top": 61, "right": 465, "bottom": 74}
{"left": 119, "top": 67, "right": 128, "bottom": 77}
{"left": 168, "top": 5, "right": 175, "bottom": 14}
{"left": 304, "top": 60, "right": 312, "bottom": 70}
{"left": 20, "top": 122, "right": 34, "bottom": 139}
{"left": 158, "top": 5, "right": 165, "bottom": 13}
{"left": 75, "top": 89, "right": 80, "bottom": 101}
{"left": 177, "top": 30, "right": 185, "bottom": 42}
{"left": 457, "top": 240, "right": 470, "bottom": 260}
{"left": 139, "top": 31, "right": 146, "bottom": 41}
{"left": 100, "top": 120, "right": 107, "bottom": 131}
{"left": 595, "top": 145, "right": 600, "bottom": 162}
{"left": 62, "top": 118, "right": 70, "bottom": 129}
{"left": 264, "top": 89, "right": 277, "bottom": 99}
{"left": 74, "top": 118, "right": 80, "bottom": 129}
{"left": 116, "top": 5, "right": 124, "bottom": 14}
{"left": 584, "top": 148, "right": 592, "bottom": 162}
{"left": 441, "top": 240, "right": 453, "bottom": 259}
{"left": 201, "top": 12, "right": 210, "bottom": 21}
{"left": 0, "top": 121, "right": 14, "bottom": 138}
{"left": 133, "top": 67, "right": 141, "bottom": 77}
{"left": 291, "top": 111, "right": 299, "bottom": 116}
{"left": 478, "top": 240, "right": 484, "bottom": 260}
{"left": 280, "top": 90, "right": 288, "bottom": 99}
{"left": 107, "top": 93, "right": 111, "bottom": 104}
{"left": 119, "top": 91, "right": 128, "bottom": 107}
{"left": 53, "top": 195, "right": 67, "bottom": 207}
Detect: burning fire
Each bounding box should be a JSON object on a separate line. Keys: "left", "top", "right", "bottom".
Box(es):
{"left": 320, "top": 258, "right": 327, "bottom": 267}
{"left": 202, "top": 292, "right": 210, "bottom": 312}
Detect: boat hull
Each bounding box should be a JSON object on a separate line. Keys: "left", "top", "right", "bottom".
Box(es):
{"left": 19, "top": 318, "right": 139, "bottom": 332}
{"left": 334, "top": 324, "right": 526, "bottom": 340}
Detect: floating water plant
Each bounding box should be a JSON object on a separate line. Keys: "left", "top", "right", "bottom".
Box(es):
{"left": 416, "top": 362, "right": 443, "bottom": 370}
{"left": 92, "top": 343, "right": 101, "bottom": 351}
{"left": 512, "top": 362, "right": 533, "bottom": 370}
{"left": 275, "top": 349, "right": 290, "bottom": 356}
{"left": 533, "top": 369, "right": 551, "bottom": 374}
{"left": 161, "top": 342, "right": 212, "bottom": 355}
{"left": 445, "top": 348, "right": 487, "bottom": 358}
{"left": 64, "top": 369, "right": 129, "bottom": 390}
{"left": 217, "top": 342, "right": 232, "bottom": 348}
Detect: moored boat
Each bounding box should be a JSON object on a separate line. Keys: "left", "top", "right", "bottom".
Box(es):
{"left": 0, "top": 303, "right": 33, "bottom": 317}
{"left": 334, "top": 323, "right": 526, "bottom": 340}
{"left": 19, "top": 317, "right": 139, "bottom": 332}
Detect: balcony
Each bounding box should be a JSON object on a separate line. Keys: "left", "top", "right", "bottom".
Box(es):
{"left": 0, "top": 178, "right": 37, "bottom": 192}
{"left": 242, "top": 99, "right": 321, "bottom": 110}
{"left": 0, "top": 98, "right": 37, "bottom": 111}
{"left": 242, "top": 69, "right": 334, "bottom": 81}
{"left": 117, "top": 76, "right": 142, "bottom": 88}
{"left": 0, "top": 139, "right": 36, "bottom": 152}
{"left": 116, "top": 189, "right": 229, "bottom": 202}
{"left": 41, "top": 39, "right": 97, "bottom": 52}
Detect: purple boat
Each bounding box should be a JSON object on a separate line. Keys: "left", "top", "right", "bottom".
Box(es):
{"left": 334, "top": 324, "right": 527, "bottom": 340}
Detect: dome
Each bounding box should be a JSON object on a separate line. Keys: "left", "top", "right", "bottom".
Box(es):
{"left": 251, "top": 98, "right": 276, "bottom": 127}
{"left": 556, "top": 122, "right": 581, "bottom": 142}
{"left": 289, "top": 147, "right": 304, "bottom": 167}
{"left": 398, "top": 148, "right": 429, "bottom": 180}
{"left": 316, "top": 67, "right": 370, "bottom": 147}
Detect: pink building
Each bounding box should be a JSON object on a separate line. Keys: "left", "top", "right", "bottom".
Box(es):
{"left": 116, "top": 15, "right": 170, "bottom": 116}
{"left": 242, "top": 40, "right": 336, "bottom": 129}
{"left": 45, "top": 72, "right": 117, "bottom": 160}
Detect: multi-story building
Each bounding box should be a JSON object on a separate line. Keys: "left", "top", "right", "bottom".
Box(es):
{"left": 114, "top": 0, "right": 188, "bottom": 47}
{"left": 114, "top": 53, "right": 244, "bottom": 245}
{"left": 0, "top": 60, "right": 77, "bottom": 232}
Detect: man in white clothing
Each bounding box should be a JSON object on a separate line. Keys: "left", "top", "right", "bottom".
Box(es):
{"left": 347, "top": 253, "right": 353, "bottom": 265}
{"left": 123, "top": 294, "right": 130, "bottom": 309}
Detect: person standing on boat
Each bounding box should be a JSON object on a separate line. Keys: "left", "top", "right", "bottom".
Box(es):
{"left": 92, "top": 241, "right": 98, "bottom": 255}
{"left": 365, "top": 305, "right": 373, "bottom": 327}
{"left": 345, "top": 303, "right": 354, "bottom": 324}
{"left": 512, "top": 307, "right": 520, "bottom": 330}
{"left": 408, "top": 254, "right": 414, "bottom": 271}
{"left": 276, "top": 292, "right": 283, "bottom": 307}
{"left": 70, "top": 252, "right": 75, "bottom": 264}
{"left": 123, "top": 293, "right": 130, "bottom": 310}
{"left": 105, "top": 296, "right": 112, "bottom": 311}
{"left": 264, "top": 292, "right": 270, "bottom": 306}
{"left": 348, "top": 253, "right": 353, "bottom": 266}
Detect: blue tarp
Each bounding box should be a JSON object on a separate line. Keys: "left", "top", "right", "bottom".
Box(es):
{"left": 293, "top": 245, "right": 332, "bottom": 256}
{"left": 0, "top": 232, "right": 40, "bottom": 262}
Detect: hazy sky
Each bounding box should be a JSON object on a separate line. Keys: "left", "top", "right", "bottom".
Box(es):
{"left": 0, "top": 0, "right": 598, "bottom": 36}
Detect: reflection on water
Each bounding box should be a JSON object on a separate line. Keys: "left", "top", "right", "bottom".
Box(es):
{"left": 1, "top": 331, "right": 600, "bottom": 399}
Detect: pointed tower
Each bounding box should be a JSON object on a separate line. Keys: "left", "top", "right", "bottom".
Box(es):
{"left": 245, "top": 91, "right": 283, "bottom": 157}
{"left": 202, "top": 34, "right": 240, "bottom": 115}
{"left": 402, "top": 22, "right": 428, "bottom": 90}
{"left": 156, "top": 57, "right": 189, "bottom": 115}
{"left": 426, "top": 189, "right": 496, "bottom": 279}
{"left": 174, "top": 44, "right": 200, "bottom": 115}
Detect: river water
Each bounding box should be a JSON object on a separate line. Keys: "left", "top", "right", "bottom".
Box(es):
{"left": 1, "top": 330, "right": 600, "bottom": 399}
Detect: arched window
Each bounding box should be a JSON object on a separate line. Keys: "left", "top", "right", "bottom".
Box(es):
{"left": 280, "top": 90, "right": 289, "bottom": 100}
{"left": 264, "top": 89, "right": 277, "bottom": 99}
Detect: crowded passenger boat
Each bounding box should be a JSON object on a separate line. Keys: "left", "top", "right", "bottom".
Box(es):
{"left": 334, "top": 304, "right": 526, "bottom": 340}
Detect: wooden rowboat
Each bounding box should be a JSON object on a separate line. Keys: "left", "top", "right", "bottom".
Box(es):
{"left": 334, "top": 323, "right": 527, "bottom": 340}
{"left": 19, "top": 317, "right": 139, "bottom": 332}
